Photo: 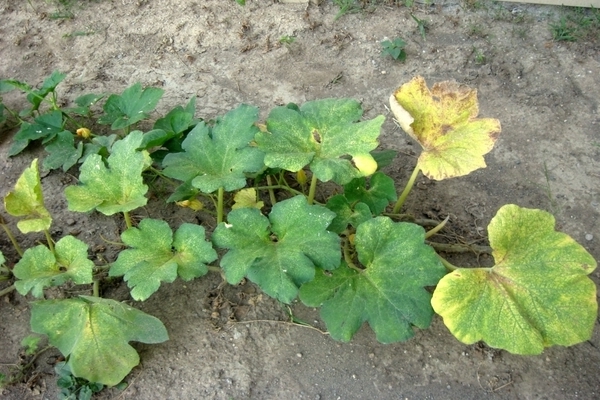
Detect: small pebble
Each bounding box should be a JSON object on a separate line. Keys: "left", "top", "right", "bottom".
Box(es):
{"left": 66, "top": 218, "right": 75, "bottom": 226}
{"left": 296, "top": 353, "right": 302, "bottom": 358}
{"left": 585, "top": 234, "right": 593, "bottom": 241}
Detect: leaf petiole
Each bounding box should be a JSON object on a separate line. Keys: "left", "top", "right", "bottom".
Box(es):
{"left": 392, "top": 164, "right": 420, "bottom": 213}
{"left": 217, "top": 187, "right": 224, "bottom": 224}
{"left": 307, "top": 173, "right": 319, "bottom": 205}
{"left": 44, "top": 230, "right": 55, "bottom": 253}
{"left": 424, "top": 216, "right": 449, "bottom": 239}
{"left": 123, "top": 211, "right": 133, "bottom": 229}
{"left": 1, "top": 221, "right": 23, "bottom": 257}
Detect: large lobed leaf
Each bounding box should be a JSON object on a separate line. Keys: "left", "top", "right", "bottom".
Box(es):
{"left": 31, "top": 296, "right": 168, "bottom": 386}
{"left": 98, "top": 83, "right": 164, "bottom": 130}
{"left": 110, "top": 219, "right": 217, "bottom": 301}
{"left": 162, "top": 104, "right": 264, "bottom": 193}
{"left": 300, "top": 217, "right": 446, "bottom": 343}
{"left": 255, "top": 99, "right": 384, "bottom": 185}
{"left": 4, "top": 159, "right": 52, "bottom": 233}
{"left": 212, "top": 195, "right": 341, "bottom": 303}
{"left": 13, "top": 236, "right": 94, "bottom": 298}
{"left": 390, "top": 76, "right": 501, "bottom": 180}
{"left": 64, "top": 131, "right": 148, "bottom": 215}
{"left": 431, "top": 205, "right": 597, "bottom": 354}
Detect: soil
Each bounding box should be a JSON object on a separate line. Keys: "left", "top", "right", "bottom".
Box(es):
{"left": 1, "top": 0, "right": 599, "bottom": 399}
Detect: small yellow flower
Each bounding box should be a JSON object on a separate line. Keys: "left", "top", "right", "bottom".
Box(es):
{"left": 76, "top": 128, "right": 91, "bottom": 139}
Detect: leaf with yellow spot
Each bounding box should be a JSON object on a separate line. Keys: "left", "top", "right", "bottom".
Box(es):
{"left": 389, "top": 76, "right": 501, "bottom": 180}
{"left": 431, "top": 205, "right": 597, "bottom": 355}
{"left": 4, "top": 159, "right": 52, "bottom": 233}
{"left": 31, "top": 296, "right": 168, "bottom": 386}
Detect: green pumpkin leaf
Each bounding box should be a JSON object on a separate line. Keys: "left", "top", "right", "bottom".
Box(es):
{"left": 0, "top": 103, "right": 6, "bottom": 126}
{"left": 300, "top": 217, "right": 446, "bottom": 343}
{"left": 343, "top": 172, "right": 397, "bottom": 215}
{"left": 390, "top": 76, "right": 501, "bottom": 180}
{"left": 431, "top": 205, "right": 597, "bottom": 355}
{"left": 370, "top": 149, "right": 397, "bottom": 170}
{"left": 325, "top": 195, "right": 372, "bottom": 234}
{"left": 110, "top": 219, "right": 217, "bottom": 301}
{"left": 22, "top": 70, "right": 66, "bottom": 115}
{"left": 13, "top": 236, "right": 94, "bottom": 298}
{"left": 162, "top": 104, "right": 264, "bottom": 193}
{"left": 153, "top": 98, "right": 197, "bottom": 136}
{"left": 62, "top": 93, "right": 104, "bottom": 116}
{"left": 98, "top": 83, "right": 164, "bottom": 130}
{"left": 65, "top": 131, "right": 148, "bottom": 215}
{"left": 212, "top": 195, "right": 340, "bottom": 304}
{"left": 43, "top": 130, "right": 83, "bottom": 171}
{"left": 4, "top": 159, "right": 52, "bottom": 233}
{"left": 9, "top": 111, "right": 66, "bottom": 156}
{"left": 81, "top": 134, "right": 118, "bottom": 162}
{"left": 255, "top": 99, "right": 384, "bottom": 185}
{"left": 31, "top": 296, "right": 168, "bottom": 386}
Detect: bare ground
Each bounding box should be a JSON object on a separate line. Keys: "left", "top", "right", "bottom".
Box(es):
{"left": 1, "top": 0, "right": 599, "bottom": 399}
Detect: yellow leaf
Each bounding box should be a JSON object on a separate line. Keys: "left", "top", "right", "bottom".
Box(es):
{"left": 390, "top": 76, "right": 501, "bottom": 180}
{"left": 232, "top": 188, "right": 264, "bottom": 210}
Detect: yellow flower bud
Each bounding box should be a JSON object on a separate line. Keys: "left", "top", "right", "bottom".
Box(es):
{"left": 76, "top": 128, "right": 91, "bottom": 139}
{"left": 296, "top": 169, "right": 308, "bottom": 185}
{"left": 176, "top": 199, "right": 203, "bottom": 211}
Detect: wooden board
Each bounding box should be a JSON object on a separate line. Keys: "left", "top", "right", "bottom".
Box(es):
{"left": 501, "top": 0, "right": 600, "bottom": 7}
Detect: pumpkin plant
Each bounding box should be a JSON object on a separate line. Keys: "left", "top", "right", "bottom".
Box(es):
{"left": 0, "top": 73, "right": 596, "bottom": 391}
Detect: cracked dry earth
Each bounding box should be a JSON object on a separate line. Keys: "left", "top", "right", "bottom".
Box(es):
{"left": 0, "top": 0, "right": 599, "bottom": 399}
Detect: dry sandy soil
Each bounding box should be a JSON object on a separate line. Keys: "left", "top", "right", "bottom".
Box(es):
{"left": 1, "top": 0, "right": 599, "bottom": 399}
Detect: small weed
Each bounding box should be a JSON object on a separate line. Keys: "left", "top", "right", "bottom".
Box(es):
{"left": 62, "top": 30, "right": 95, "bottom": 39}
{"left": 474, "top": 48, "right": 486, "bottom": 64}
{"left": 410, "top": 13, "right": 428, "bottom": 41}
{"left": 333, "top": 0, "right": 362, "bottom": 20}
{"left": 467, "top": 23, "right": 487, "bottom": 38}
{"left": 512, "top": 25, "right": 529, "bottom": 40}
{"left": 550, "top": 17, "right": 579, "bottom": 42}
{"left": 462, "top": 0, "right": 486, "bottom": 11}
{"left": 55, "top": 362, "right": 107, "bottom": 400}
{"left": 381, "top": 37, "right": 407, "bottom": 61}
{"left": 549, "top": 7, "right": 600, "bottom": 42}
{"left": 20, "top": 335, "right": 42, "bottom": 356}
{"left": 279, "top": 35, "right": 296, "bottom": 45}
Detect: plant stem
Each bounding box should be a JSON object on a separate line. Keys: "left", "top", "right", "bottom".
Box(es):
{"left": 123, "top": 212, "right": 133, "bottom": 229}
{"left": 44, "top": 230, "right": 55, "bottom": 253}
{"left": 208, "top": 265, "right": 222, "bottom": 273}
{"left": 437, "top": 254, "right": 458, "bottom": 272}
{"left": 217, "top": 187, "right": 224, "bottom": 224}
{"left": 0, "top": 284, "right": 16, "bottom": 297}
{"left": 392, "top": 164, "right": 420, "bottom": 214}
{"left": 266, "top": 175, "right": 277, "bottom": 206}
{"left": 343, "top": 239, "right": 362, "bottom": 272}
{"left": 1, "top": 223, "right": 23, "bottom": 257}
{"left": 92, "top": 280, "right": 99, "bottom": 297}
{"left": 424, "top": 216, "right": 449, "bottom": 239}
{"left": 427, "top": 241, "right": 492, "bottom": 254}
{"left": 307, "top": 173, "right": 318, "bottom": 205}
{"left": 255, "top": 185, "right": 304, "bottom": 197}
